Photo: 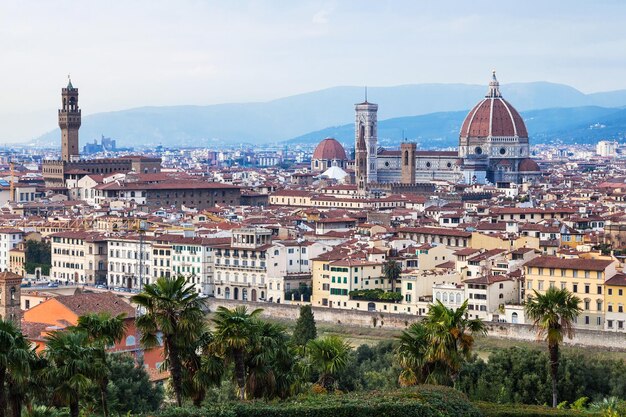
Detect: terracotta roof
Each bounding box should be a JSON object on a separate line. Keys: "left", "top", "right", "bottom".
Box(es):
{"left": 525, "top": 256, "right": 614, "bottom": 271}
{"left": 605, "top": 273, "right": 626, "bottom": 286}
{"left": 55, "top": 292, "right": 136, "bottom": 318}
{"left": 312, "top": 138, "right": 347, "bottom": 161}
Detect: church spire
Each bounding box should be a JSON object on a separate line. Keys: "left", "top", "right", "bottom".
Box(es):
{"left": 486, "top": 70, "right": 501, "bottom": 98}
{"left": 67, "top": 74, "right": 74, "bottom": 90}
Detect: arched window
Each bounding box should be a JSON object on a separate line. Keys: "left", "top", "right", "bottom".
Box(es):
{"left": 225, "top": 287, "right": 231, "bottom": 299}
{"left": 456, "top": 293, "right": 461, "bottom": 304}
{"left": 125, "top": 335, "right": 136, "bottom": 346}
{"left": 436, "top": 292, "right": 441, "bottom": 301}
{"left": 443, "top": 293, "right": 448, "bottom": 302}
{"left": 404, "top": 150, "right": 409, "bottom": 166}
{"left": 511, "top": 312, "right": 518, "bottom": 324}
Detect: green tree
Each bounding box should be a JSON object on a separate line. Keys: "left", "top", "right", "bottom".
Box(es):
{"left": 180, "top": 328, "right": 224, "bottom": 407}
{"left": 131, "top": 276, "right": 206, "bottom": 407}
{"left": 99, "top": 354, "right": 163, "bottom": 414}
{"left": 73, "top": 312, "right": 127, "bottom": 417}
{"left": 211, "top": 306, "right": 262, "bottom": 400}
{"left": 292, "top": 305, "right": 317, "bottom": 348}
{"left": 306, "top": 335, "right": 351, "bottom": 392}
{"left": 245, "top": 321, "right": 297, "bottom": 399}
{"left": 24, "top": 240, "right": 51, "bottom": 275}
{"left": 422, "top": 300, "right": 486, "bottom": 385}
{"left": 383, "top": 259, "right": 402, "bottom": 292}
{"left": 0, "top": 320, "right": 31, "bottom": 417}
{"left": 44, "top": 330, "right": 95, "bottom": 417}
{"left": 525, "top": 287, "right": 582, "bottom": 408}
{"left": 396, "top": 301, "right": 486, "bottom": 387}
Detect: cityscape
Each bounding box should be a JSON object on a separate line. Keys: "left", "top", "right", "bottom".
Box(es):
{"left": 1, "top": 2, "right": 626, "bottom": 417}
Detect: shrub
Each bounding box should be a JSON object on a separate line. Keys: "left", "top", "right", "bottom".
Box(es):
{"left": 476, "top": 402, "right": 604, "bottom": 417}
{"left": 150, "top": 386, "right": 481, "bottom": 417}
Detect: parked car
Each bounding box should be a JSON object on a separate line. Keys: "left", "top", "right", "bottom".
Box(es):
{"left": 47, "top": 282, "right": 59, "bottom": 288}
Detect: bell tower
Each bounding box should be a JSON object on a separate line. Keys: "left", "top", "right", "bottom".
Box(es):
{"left": 355, "top": 126, "right": 368, "bottom": 193}
{"left": 59, "top": 76, "right": 81, "bottom": 162}
{"left": 0, "top": 271, "right": 22, "bottom": 327}
{"left": 355, "top": 89, "right": 378, "bottom": 185}
{"left": 401, "top": 142, "right": 416, "bottom": 184}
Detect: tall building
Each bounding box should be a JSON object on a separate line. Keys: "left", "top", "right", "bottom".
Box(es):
{"left": 0, "top": 271, "right": 22, "bottom": 326}
{"left": 59, "top": 78, "right": 81, "bottom": 162}
{"left": 355, "top": 99, "right": 379, "bottom": 184}
{"left": 597, "top": 140, "right": 617, "bottom": 158}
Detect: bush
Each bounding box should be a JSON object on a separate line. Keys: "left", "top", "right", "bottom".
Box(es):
{"left": 476, "top": 402, "right": 604, "bottom": 417}
{"left": 151, "top": 386, "right": 481, "bottom": 417}
{"left": 349, "top": 289, "right": 403, "bottom": 302}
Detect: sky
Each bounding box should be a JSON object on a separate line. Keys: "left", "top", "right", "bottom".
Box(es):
{"left": 1, "top": 0, "right": 626, "bottom": 142}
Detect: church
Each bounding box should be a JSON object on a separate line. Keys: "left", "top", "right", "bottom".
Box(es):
{"left": 353, "top": 72, "right": 541, "bottom": 191}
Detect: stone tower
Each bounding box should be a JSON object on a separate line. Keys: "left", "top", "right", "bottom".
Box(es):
{"left": 0, "top": 271, "right": 22, "bottom": 327}
{"left": 355, "top": 97, "right": 378, "bottom": 185}
{"left": 59, "top": 77, "right": 81, "bottom": 162}
{"left": 401, "top": 142, "right": 416, "bottom": 184}
{"left": 355, "top": 127, "right": 368, "bottom": 193}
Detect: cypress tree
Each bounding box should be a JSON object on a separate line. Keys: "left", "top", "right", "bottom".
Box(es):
{"left": 293, "top": 305, "right": 317, "bottom": 346}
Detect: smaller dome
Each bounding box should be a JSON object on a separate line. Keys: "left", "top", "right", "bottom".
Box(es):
{"left": 313, "top": 138, "right": 347, "bottom": 161}
{"left": 518, "top": 158, "right": 540, "bottom": 172}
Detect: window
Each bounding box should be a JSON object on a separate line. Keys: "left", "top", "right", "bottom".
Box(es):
{"left": 585, "top": 271, "right": 590, "bottom": 278}
{"left": 584, "top": 300, "right": 590, "bottom": 310}
{"left": 608, "top": 320, "right": 614, "bottom": 329}
{"left": 538, "top": 281, "right": 544, "bottom": 291}
{"left": 596, "top": 271, "right": 602, "bottom": 279}
{"left": 527, "top": 280, "right": 533, "bottom": 290}
{"left": 585, "top": 284, "right": 590, "bottom": 294}
{"left": 560, "top": 282, "right": 566, "bottom": 290}
{"left": 584, "top": 316, "right": 590, "bottom": 325}
{"left": 573, "top": 270, "right": 578, "bottom": 278}
{"left": 125, "top": 335, "right": 136, "bottom": 346}
{"left": 597, "top": 300, "right": 602, "bottom": 311}
{"left": 573, "top": 284, "right": 578, "bottom": 293}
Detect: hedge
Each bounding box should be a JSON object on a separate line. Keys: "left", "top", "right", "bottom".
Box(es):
{"left": 476, "top": 402, "right": 604, "bottom": 417}
{"left": 151, "top": 386, "right": 482, "bottom": 417}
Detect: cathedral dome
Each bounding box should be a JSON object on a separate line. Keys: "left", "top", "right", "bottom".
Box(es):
{"left": 313, "top": 138, "right": 347, "bottom": 161}
{"left": 518, "top": 158, "right": 540, "bottom": 172}
{"left": 460, "top": 72, "right": 528, "bottom": 139}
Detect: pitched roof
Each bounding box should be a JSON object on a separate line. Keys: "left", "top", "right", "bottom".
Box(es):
{"left": 525, "top": 256, "right": 614, "bottom": 271}
{"left": 55, "top": 292, "right": 136, "bottom": 318}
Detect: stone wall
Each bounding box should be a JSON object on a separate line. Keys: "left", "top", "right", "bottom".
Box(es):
{"left": 206, "top": 299, "right": 626, "bottom": 350}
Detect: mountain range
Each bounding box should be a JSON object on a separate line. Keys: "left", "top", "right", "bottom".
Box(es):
{"left": 32, "top": 82, "right": 626, "bottom": 148}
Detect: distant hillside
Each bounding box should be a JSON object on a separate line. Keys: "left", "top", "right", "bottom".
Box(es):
{"left": 287, "top": 106, "right": 626, "bottom": 149}
{"left": 32, "top": 82, "right": 626, "bottom": 148}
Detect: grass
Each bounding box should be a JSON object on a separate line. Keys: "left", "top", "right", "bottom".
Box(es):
{"left": 241, "top": 314, "right": 626, "bottom": 362}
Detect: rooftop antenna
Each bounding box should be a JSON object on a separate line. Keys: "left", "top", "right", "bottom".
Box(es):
{"left": 364, "top": 86, "right": 368, "bottom": 102}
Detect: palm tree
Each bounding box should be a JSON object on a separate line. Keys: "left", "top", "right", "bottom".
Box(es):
{"left": 245, "top": 321, "right": 296, "bottom": 399}
{"left": 383, "top": 259, "right": 402, "bottom": 293}
{"left": 305, "top": 335, "right": 351, "bottom": 392}
{"left": 0, "top": 320, "right": 31, "bottom": 417}
{"left": 131, "top": 276, "right": 206, "bottom": 407}
{"left": 180, "top": 328, "right": 224, "bottom": 407}
{"left": 211, "top": 306, "right": 262, "bottom": 400}
{"left": 525, "top": 287, "right": 581, "bottom": 408}
{"left": 74, "top": 312, "right": 127, "bottom": 417}
{"left": 396, "top": 322, "right": 432, "bottom": 386}
{"left": 421, "top": 300, "right": 486, "bottom": 385}
{"left": 7, "top": 349, "right": 45, "bottom": 417}
{"left": 396, "top": 301, "right": 486, "bottom": 386}
{"left": 44, "top": 330, "right": 95, "bottom": 417}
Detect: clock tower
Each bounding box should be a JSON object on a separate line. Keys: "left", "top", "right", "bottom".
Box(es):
{"left": 59, "top": 77, "right": 81, "bottom": 162}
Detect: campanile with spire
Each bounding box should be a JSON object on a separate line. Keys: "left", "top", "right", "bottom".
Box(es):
{"left": 59, "top": 76, "right": 81, "bottom": 162}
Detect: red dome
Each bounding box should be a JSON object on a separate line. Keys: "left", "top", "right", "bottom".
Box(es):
{"left": 518, "top": 158, "right": 540, "bottom": 172}
{"left": 312, "top": 138, "right": 347, "bottom": 161}
{"left": 460, "top": 72, "right": 528, "bottom": 139}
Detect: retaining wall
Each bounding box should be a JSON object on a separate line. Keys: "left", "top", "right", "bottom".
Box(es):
{"left": 206, "top": 299, "right": 626, "bottom": 350}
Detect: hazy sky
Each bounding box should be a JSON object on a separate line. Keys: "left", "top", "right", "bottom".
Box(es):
{"left": 1, "top": 0, "right": 625, "bottom": 141}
